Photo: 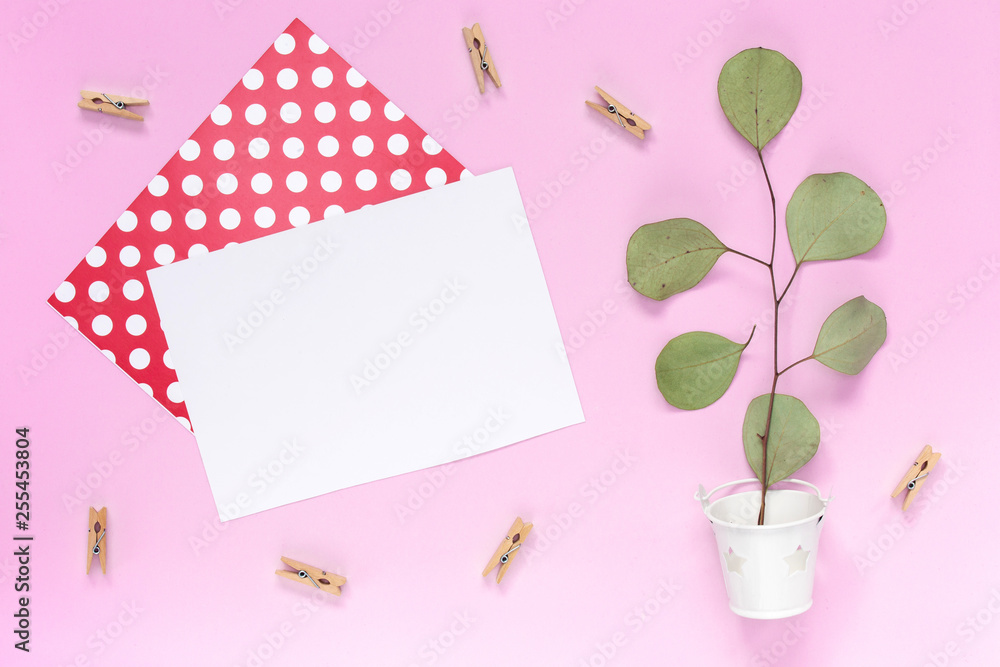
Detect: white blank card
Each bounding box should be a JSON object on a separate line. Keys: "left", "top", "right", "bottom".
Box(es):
{"left": 148, "top": 168, "right": 583, "bottom": 520}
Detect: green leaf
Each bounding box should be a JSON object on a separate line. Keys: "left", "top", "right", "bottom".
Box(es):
{"left": 743, "top": 394, "right": 820, "bottom": 486}
{"left": 655, "top": 329, "right": 755, "bottom": 410}
{"left": 718, "top": 48, "right": 802, "bottom": 151}
{"left": 626, "top": 218, "right": 727, "bottom": 300}
{"left": 786, "top": 173, "right": 887, "bottom": 263}
{"left": 812, "top": 296, "right": 887, "bottom": 374}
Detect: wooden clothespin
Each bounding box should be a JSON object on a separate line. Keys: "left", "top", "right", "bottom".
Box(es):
{"left": 892, "top": 445, "right": 942, "bottom": 511}
{"left": 78, "top": 90, "right": 148, "bottom": 121}
{"left": 462, "top": 23, "right": 501, "bottom": 94}
{"left": 586, "top": 86, "right": 651, "bottom": 139}
{"left": 275, "top": 556, "right": 346, "bottom": 596}
{"left": 482, "top": 517, "right": 532, "bottom": 584}
{"left": 86, "top": 507, "right": 107, "bottom": 575}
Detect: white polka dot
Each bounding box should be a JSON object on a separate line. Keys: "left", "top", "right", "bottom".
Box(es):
{"left": 104, "top": 350, "right": 117, "bottom": 363}
{"left": 318, "top": 136, "right": 339, "bottom": 157}
{"left": 384, "top": 101, "right": 404, "bottom": 121}
{"left": 119, "top": 246, "right": 140, "bottom": 267}
{"left": 219, "top": 208, "right": 241, "bottom": 230}
{"left": 177, "top": 416, "right": 192, "bottom": 430}
{"left": 151, "top": 210, "right": 172, "bottom": 231}
{"left": 425, "top": 167, "right": 447, "bottom": 188}
{"left": 321, "top": 171, "right": 342, "bottom": 192}
{"left": 274, "top": 32, "right": 295, "bottom": 55}
{"left": 422, "top": 135, "right": 443, "bottom": 155}
{"left": 92, "top": 314, "right": 112, "bottom": 336}
{"left": 346, "top": 68, "right": 366, "bottom": 87}
{"left": 179, "top": 140, "right": 200, "bottom": 161}
{"left": 214, "top": 139, "right": 235, "bottom": 161}
{"left": 188, "top": 243, "right": 208, "bottom": 258}
{"left": 225, "top": 242, "right": 239, "bottom": 250}
{"left": 55, "top": 281, "right": 76, "bottom": 302}
{"left": 181, "top": 174, "right": 203, "bottom": 196}
{"left": 211, "top": 104, "right": 232, "bottom": 126}
{"left": 289, "top": 206, "right": 311, "bottom": 227}
{"left": 86, "top": 246, "right": 106, "bottom": 267}
{"left": 459, "top": 169, "right": 474, "bottom": 180}
{"left": 147, "top": 175, "right": 169, "bottom": 196}
{"left": 280, "top": 102, "right": 301, "bottom": 123}
{"left": 309, "top": 34, "right": 329, "bottom": 54}
{"left": 248, "top": 137, "right": 270, "bottom": 159}
{"left": 126, "top": 314, "right": 147, "bottom": 335}
{"left": 255, "top": 207, "right": 276, "bottom": 228}
{"left": 312, "top": 66, "right": 333, "bottom": 88}
{"left": 324, "top": 205, "right": 345, "bottom": 218}
{"left": 281, "top": 137, "right": 304, "bottom": 159}
{"left": 391, "top": 169, "right": 412, "bottom": 191}
{"left": 117, "top": 210, "right": 138, "bottom": 232}
{"left": 166, "top": 381, "right": 184, "bottom": 403}
{"left": 123, "top": 279, "right": 144, "bottom": 300}
{"left": 137, "top": 382, "right": 152, "bottom": 395}
{"left": 277, "top": 68, "right": 298, "bottom": 90}
{"left": 217, "top": 173, "right": 238, "bottom": 195}
{"left": 251, "top": 173, "right": 272, "bottom": 194}
{"left": 185, "top": 208, "right": 207, "bottom": 230}
{"left": 245, "top": 104, "right": 266, "bottom": 125}
{"left": 243, "top": 68, "right": 264, "bottom": 90}
{"left": 286, "top": 171, "right": 307, "bottom": 193}
{"left": 130, "top": 348, "right": 150, "bottom": 370}
{"left": 387, "top": 134, "right": 409, "bottom": 155}
{"left": 315, "top": 101, "right": 336, "bottom": 123}
{"left": 163, "top": 350, "right": 175, "bottom": 369}
{"left": 356, "top": 169, "right": 377, "bottom": 191}
{"left": 65, "top": 316, "right": 78, "bottom": 329}
{"left": 154, "top": 244, "right": 175, "bottom": 265}
{"left": 353, "top": 135, "right": 374, "bottom": 157}
{"left": 350, "top": 100, "right": 371, "bottom": 121}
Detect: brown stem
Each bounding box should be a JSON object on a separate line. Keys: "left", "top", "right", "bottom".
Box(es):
{"left": 756, "top": 149, "right": 780, "bottom": 526}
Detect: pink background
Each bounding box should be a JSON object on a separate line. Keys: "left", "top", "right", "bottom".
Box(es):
{"left": 2, "top": 0, "right": 999, "bottom": 665}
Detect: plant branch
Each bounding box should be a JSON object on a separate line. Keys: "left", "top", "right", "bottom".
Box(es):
{"left": 756, "top": 148, "right": 781, "bottom": 526}
{"left": 778, "top": 262, "right": 802, "bottom": 304}
{"left": 778, "top": 355, "right": 814, "bottom": 376}
{"left": 727, "top": 248, "right": 769, "bottom": 268}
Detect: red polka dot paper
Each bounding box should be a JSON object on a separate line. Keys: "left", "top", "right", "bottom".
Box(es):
{"left": 48, "top": 19, "right": 468, "bottom": 429}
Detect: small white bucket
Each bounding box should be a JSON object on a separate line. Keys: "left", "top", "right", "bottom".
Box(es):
{"left": 695, "top": 479, "right": 831, "bottom": 619}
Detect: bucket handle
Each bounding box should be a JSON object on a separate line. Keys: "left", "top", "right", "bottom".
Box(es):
{"left": 695, "top": 478, "right": 832, "bottom": 513}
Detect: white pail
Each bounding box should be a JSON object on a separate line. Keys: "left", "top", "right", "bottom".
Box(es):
{"left": 695, "top": 479, "right": 831, "bottom": 619}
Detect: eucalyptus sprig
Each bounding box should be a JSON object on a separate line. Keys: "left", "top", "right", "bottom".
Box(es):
{"left": 626, "top": 48, "right": 887, "bottom": 524}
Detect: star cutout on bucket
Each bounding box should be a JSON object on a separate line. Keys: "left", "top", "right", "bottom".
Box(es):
{"left": 724, "top": 547, "right": 747, "bottom": 576}
{"left": 784, "top": 546, "right": 810, "bottom": 575}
